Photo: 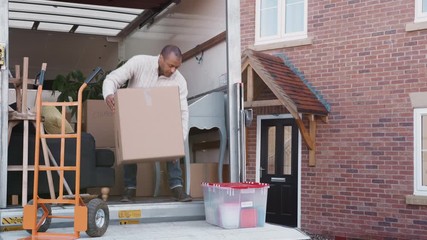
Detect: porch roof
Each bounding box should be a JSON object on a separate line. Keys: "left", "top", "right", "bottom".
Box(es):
{"left": 241, "top": 49, "right": 329, "bottom": 116}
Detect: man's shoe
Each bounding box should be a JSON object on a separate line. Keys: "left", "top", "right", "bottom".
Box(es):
{"left": 121, "top": 187, "right": 136, "bottom": 202}
{"left": 171, "top": 186, "right": 192, "bottom": 202}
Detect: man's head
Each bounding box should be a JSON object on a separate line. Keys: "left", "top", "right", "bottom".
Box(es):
{"left": 158, "top": 45, "right": 182, "bottom": 77}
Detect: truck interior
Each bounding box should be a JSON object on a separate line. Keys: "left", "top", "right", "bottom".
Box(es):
{"left": 1, "top": 0, "right": 243, "bottom": 226}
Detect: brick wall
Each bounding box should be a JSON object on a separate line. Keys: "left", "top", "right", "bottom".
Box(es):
{"left": 241, "top": 0, "right": 427, "bottom": 239}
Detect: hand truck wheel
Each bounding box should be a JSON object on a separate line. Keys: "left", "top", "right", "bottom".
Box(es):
{"left": 25, "top": 199, "right": 52, "bottom": 233}
{"left": 86, "top": 198, "right": 109, "bottom": 237}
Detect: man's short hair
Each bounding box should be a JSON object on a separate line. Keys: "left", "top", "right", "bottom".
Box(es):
{"left": 161, "top": 45, "right": 182, "bottom": 59}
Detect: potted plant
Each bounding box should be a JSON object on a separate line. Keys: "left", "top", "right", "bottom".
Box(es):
{"left": 51, "top": 61, "right": 126, "bottom": 117}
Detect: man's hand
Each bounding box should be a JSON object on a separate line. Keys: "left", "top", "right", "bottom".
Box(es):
{"left": 170, "top": 159, "right": 179, "bottom": 164}
{"left": 105, "top": 94, "right": 115, "bottom": 112}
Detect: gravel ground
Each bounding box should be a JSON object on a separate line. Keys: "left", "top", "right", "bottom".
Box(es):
{"left": 302, "top": 231, "right": 334, "bottom": 240}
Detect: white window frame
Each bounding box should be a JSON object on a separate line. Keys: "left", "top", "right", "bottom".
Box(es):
{"left": 415, "top": 0, "right": 427, "bottom": 23}
{"left": 255, "top": 0, "right": 308, "bottom": 45}
{"left": 414, "top": 108, "right": 427, "bottom": 196}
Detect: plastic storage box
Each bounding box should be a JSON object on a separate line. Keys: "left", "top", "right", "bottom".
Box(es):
{"left": 202, "top": 182, "right": 269, "bottom": 229}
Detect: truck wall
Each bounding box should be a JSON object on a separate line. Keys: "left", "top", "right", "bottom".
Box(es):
{"left": 122, "top": 0, "right": 227, "bottom": 97}
{"left": 9, "top": 28, "right": 118, "bottom": 80}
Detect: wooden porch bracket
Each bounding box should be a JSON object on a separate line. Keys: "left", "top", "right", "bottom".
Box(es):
{"left": 297, "top": 114, "right": 318, "bottom": 166}
{"left": 320, "top": 115, "right": 328, "bottom": 123}
{"left": 308, "top": 114, "right": 317, "bottom": 166}
{"left": 295, "top": 118, "right": 314, "bottom": 151}
{"left": 247, "top": 65, "right": 253, "bottom": 102}
{"left": 244, "top": 99, "right": 282, "bottom": 108}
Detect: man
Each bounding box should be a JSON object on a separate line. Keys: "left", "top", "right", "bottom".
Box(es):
{"left": 103, "top": 45, "right": 192, "bottom": 202}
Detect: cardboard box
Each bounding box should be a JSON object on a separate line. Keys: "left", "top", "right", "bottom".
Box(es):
{"left": 114, "top": 87, "right": 185, "bottom": 164}
{"left": 88, "top": 150, "right": 170, "bottom": 197}
{"left": 83, "top": 100, "right": 115, "bottom": 148}
{"left": 137, "top": 162, "right": 171, "bottom": 197}
{"left": 183, "top": 163, "right": 220, "bottom": 198}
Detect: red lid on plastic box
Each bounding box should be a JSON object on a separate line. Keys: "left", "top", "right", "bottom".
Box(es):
{"left": 202, "top": 182, "right": 269, "bottom": 189}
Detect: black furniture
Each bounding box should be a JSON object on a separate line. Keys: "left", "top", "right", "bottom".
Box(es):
{"left": 7, "top": 122, "right": 115, "bottom": 200}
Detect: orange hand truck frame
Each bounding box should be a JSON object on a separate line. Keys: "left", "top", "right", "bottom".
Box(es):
{"left": 22, "top": 66, "right": 108, "bottom": 239}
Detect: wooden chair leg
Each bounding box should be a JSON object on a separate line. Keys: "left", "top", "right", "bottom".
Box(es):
{"left": 37, "top": 123, "right": 56, "bottom": 200}
{"left": 8, "top": 121, "right": 19, "bottom": 144}
{"left": 101, "top": 187, "right": 110, "bottom": 201}
{"left": 22, "top": 119, "right": 29, "bottom": 206}
{"left": 153, "top": 162, "right": 161, "bottom": 197}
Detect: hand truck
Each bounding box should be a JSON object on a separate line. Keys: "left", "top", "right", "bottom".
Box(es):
{"left": 22, "top": 66, "right": 108, "bottom": 239}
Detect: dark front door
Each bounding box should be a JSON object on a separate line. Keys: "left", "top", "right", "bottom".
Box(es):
{"left": 260, "top": 118, "right": 299, "bottom": 227}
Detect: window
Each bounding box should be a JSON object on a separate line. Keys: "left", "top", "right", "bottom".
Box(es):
{"left": 415, "top": 0, "right": 427, "bottom": 22}
{"left": 267, "top": 126, "right": 276, "bottom": 174}
{"left": 414, "top": 108, "right": 427, "bottom": 196}
{"left": 255, "top": 0, "right": 307, "bottom": 45}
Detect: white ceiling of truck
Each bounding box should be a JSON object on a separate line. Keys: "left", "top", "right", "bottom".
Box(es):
{"left": 9, "top": 0, "right": 145, "bottom": 37}
{"left": 8, "top": 0, "right": 225, "bottom": 43}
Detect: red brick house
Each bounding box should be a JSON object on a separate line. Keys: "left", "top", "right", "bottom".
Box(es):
{"left": 240, "top": 0, "right": 427, "bottom": 239}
